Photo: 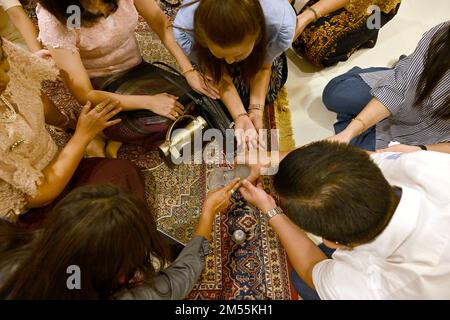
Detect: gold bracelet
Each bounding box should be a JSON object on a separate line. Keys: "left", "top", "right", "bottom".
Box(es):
{"left": 352, "top": 117, "right": 367, "bottom": 133}
{"left": 181, "top": 67, "right": 196, "bottom": 76}
{"left": 249, "top": 103, "right": 264, "bottom": 112}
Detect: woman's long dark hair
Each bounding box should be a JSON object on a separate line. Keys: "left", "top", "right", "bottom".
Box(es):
{"left": 415, "top": 24, "right": 450, "bottom": 119}
{"left": 0, "top": 185, "right": 169, "bottom": 300}
{"left": 37, "top": 0, "right": 118, "bottom": 27}
{"left": 185, "top": 0, "right": 267, "bottom": 85}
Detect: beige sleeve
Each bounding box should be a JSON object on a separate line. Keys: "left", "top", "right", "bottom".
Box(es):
{"left": 0, "top": 0, "right": 22, "bottom": 11}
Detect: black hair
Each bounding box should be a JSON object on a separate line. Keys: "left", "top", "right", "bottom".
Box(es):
{"left": 37, "top": 0, "right": 118, "bottom": 27}
{"left": 415, "top": 24, "right": 450, "bottom": 119}
{"left": 274, "top": 141, "right": 397, "bottom": 245}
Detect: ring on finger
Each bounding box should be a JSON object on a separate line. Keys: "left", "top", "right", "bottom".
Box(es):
{"left": 95, "top": 105, "right": 105, "bottom": 113}
{"left": 230, "top": 188, "right": 236, "bottom": 195}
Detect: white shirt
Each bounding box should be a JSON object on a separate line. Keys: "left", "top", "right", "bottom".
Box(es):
{"left": 312, "top": 151, "right": 450, "bottom": 299}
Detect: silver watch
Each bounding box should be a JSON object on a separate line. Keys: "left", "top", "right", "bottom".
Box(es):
{"left": 266, "top": 206, "right": 283, "bottom": 220}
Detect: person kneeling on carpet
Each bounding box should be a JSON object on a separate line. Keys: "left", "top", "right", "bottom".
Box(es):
{"left": 0, "top": 180, "right": 240, "bottom": 299}
{"left": 239, "top": 141, "right": 450, "bottom": 299}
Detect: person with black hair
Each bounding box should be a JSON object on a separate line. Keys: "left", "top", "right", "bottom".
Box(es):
{"left": 0, "top": 179, "right": 240, "bottom": 299}
{"left": 323, "top": 21, "right": 450, "bottom": 154}
{"left": 239, "top": 141, "right": 450, "bottom": 299}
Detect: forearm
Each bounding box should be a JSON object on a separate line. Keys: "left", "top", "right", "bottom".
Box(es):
{"left": 193, "top": 208, "right": 216, "bottom": 241}
{"left": 8, "top": 7, "right": 42, "bottom": 53}
{"left": 249, "top": 65, "right": 271, "bottom": 109}
{"left": 26, "top": 133, "right": 90, "bottom": 208}
{"left": 136, "top": 0, "right": 193, "bottom": 73}
{"left": 269, "top": 214, "right": 328, "bottom": 289}
{"left": 340, "top": 98, "right": 391, "bottom": 140}
{"left": 85, "top": 90, "right": 148, "bottom": 111}
{"left": 160, "top": 26, "right": 194, "bottom": 73}
{"left": 308, "top": 0, "right": 349, "bottom": 18}
{"left": 296, "top": 0, "right": 350, "bottom": 38}
{"left": 426, "top": 143, "right": 450, "bottom": 154}
{"left": 219, "top": 74, "right": 246, "bottom": 120}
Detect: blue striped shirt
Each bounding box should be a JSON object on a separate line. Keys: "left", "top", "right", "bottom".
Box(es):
{"left": 360, "top": 21, "right": 450, "bottom": 149}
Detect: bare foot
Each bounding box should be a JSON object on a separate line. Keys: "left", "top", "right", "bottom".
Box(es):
{"left": 105, "top": 140, "right": 123, "bottom": 159}
{"left": 85, "top": 135, "right": 106, "bottom": 158}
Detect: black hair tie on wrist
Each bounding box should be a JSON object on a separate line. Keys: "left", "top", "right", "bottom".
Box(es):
{"left": 418, "top": 145, "right": 428, "bottom": 151}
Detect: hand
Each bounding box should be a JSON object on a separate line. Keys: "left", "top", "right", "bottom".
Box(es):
{"left": 185, "top": 70, "right": 220, "bottom": 100}
{"left": 235, "top": 150, "right": 273, "bottom": 183}
{"left": 325, "top": 130, "right": 353, "bottom": 145}
{"left": 235, "top": 114, "right": 258, "bottom": 151}
{"left": 34, "top": 49, "right": 52, "bottom": 60}
{"left": 376, "top": 144, "right": 421, "bottom": 153}
{"left": 294, "top": 11, "right": 315, "bottom": 41}
{"left": 203, "top": 178, "right": 241, "bottom": 215}
{"left": 145, "top": 93, "right": 185, "bottom": 121}
{"left": 75, "top": 100, "right": 122, "bottom": 143}
{"left": 239, "top": 179, "right": 277, "bottom": 214}
{"left": 248, "top": 109, "right": 264, "bottom": 132}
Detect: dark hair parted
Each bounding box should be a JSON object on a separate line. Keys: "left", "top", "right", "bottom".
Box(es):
{"left": 37, "top": 0, "right": 118, "bottom": 27}
{"left": 0, "top": 185, "right": 169, "bottom": 299}
{"left": 415, "top": 24, "right": 450, "bottom": 119}
{"left": 274, "top": 141, "right": 397, "bottom": 245}
{"left": 188, "top": 0, "right": 267, "bottom": 85}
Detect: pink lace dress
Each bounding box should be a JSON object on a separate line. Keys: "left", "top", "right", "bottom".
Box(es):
{"left": 36, "top": 0, "right": 142, "bottom": 78}
{"left": 0, "top": 40, "right": 59, "bottom": 222}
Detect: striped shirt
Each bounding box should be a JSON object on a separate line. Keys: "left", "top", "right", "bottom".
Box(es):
{"left": 360, "top": 21, "right": 450, "bottom": 149}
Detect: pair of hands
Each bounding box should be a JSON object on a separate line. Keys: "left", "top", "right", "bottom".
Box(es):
{"left": 234, "top": 111, "right": 265, "bottom": 151}
{"left": 141, "top": 70, "right": 219, "bottom": 121}
{"left": 203, "top": 175, "right": 276, "bottom": 221}
{"left": 74, "top": 99, "right": 122, "bottom": 143}
{"left": 183, "top": 69, "right": 265, "bottom": 150}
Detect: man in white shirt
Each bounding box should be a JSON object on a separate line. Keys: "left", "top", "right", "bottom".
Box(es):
{"left": 239, "top": 141, "right": 450, "bottom": 299}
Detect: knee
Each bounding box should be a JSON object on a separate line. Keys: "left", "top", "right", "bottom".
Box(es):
{"left": 322, "top": 77, "right": 343, "bottom": 112}
{"left": 322, "top": 74, "right": 367, "bottom": 114}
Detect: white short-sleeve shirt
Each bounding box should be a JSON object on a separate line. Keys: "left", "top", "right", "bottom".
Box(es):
{"left": 312, "top": 151, "right": 450, "bottom": 299}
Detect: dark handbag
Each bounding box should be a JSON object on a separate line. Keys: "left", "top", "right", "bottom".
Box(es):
{"left": 151, "top": 62, "right": 233, "bottom": 138}
{"left": 101, "top": 61, "right": 233, "bottom": 150}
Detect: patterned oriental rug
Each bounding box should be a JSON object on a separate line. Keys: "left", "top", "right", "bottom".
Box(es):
{"left": 30, "top": 1, "right": 298, "bottom": 300}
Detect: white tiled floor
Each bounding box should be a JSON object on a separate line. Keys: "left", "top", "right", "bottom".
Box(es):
{"left": 286, "top": 0, "right": 450, "bottom": 147}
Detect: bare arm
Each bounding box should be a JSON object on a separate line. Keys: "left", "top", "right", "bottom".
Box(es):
{"left": 248, "top": 64, "right": 271, "bottom": 131}
{"left": 7, "top": 6, "right": 42, "bottom": 53}
{"left": 194, "top": 179, "right": 241, "bottom": 241}
{"left": 239, "top": 180, "right": 327, "bottom": 289}
{"left": 48, "top": 47, "right": 183, "bottom": 120}
{"left": 427, "top": 143, "right": 450, "bottom": 154}
{"left": 330, "top": 97, "right": 391, "bottom": 143}
{"left": 134, "top": 0, "right": 219, "bottom": 99}
{"left": 270, "top": 214, "right": 328, "bottom": 289}
{"left": 295, "top": 0, "right": 350, "bottom": 40}
{"left": 26, "top": 101, "right": 122, "bottom": 208}
{"left": 377, "top": 142, "right": 450, "bottom": 154}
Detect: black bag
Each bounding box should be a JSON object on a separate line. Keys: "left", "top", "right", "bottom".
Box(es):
{"left": 101, "top": 61, "right": 232, "bottom": 149}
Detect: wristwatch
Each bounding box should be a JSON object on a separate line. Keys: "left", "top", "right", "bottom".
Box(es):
{"left": 266, "top": 206, "right": 284, "bottom": 220}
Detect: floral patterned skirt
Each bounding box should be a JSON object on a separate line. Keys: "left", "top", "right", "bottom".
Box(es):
{"left": 292, "top": 0, "right": 401, "bottom": 67}
{"left": 227, "top": 53, "right": 288, "bottom": 108}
